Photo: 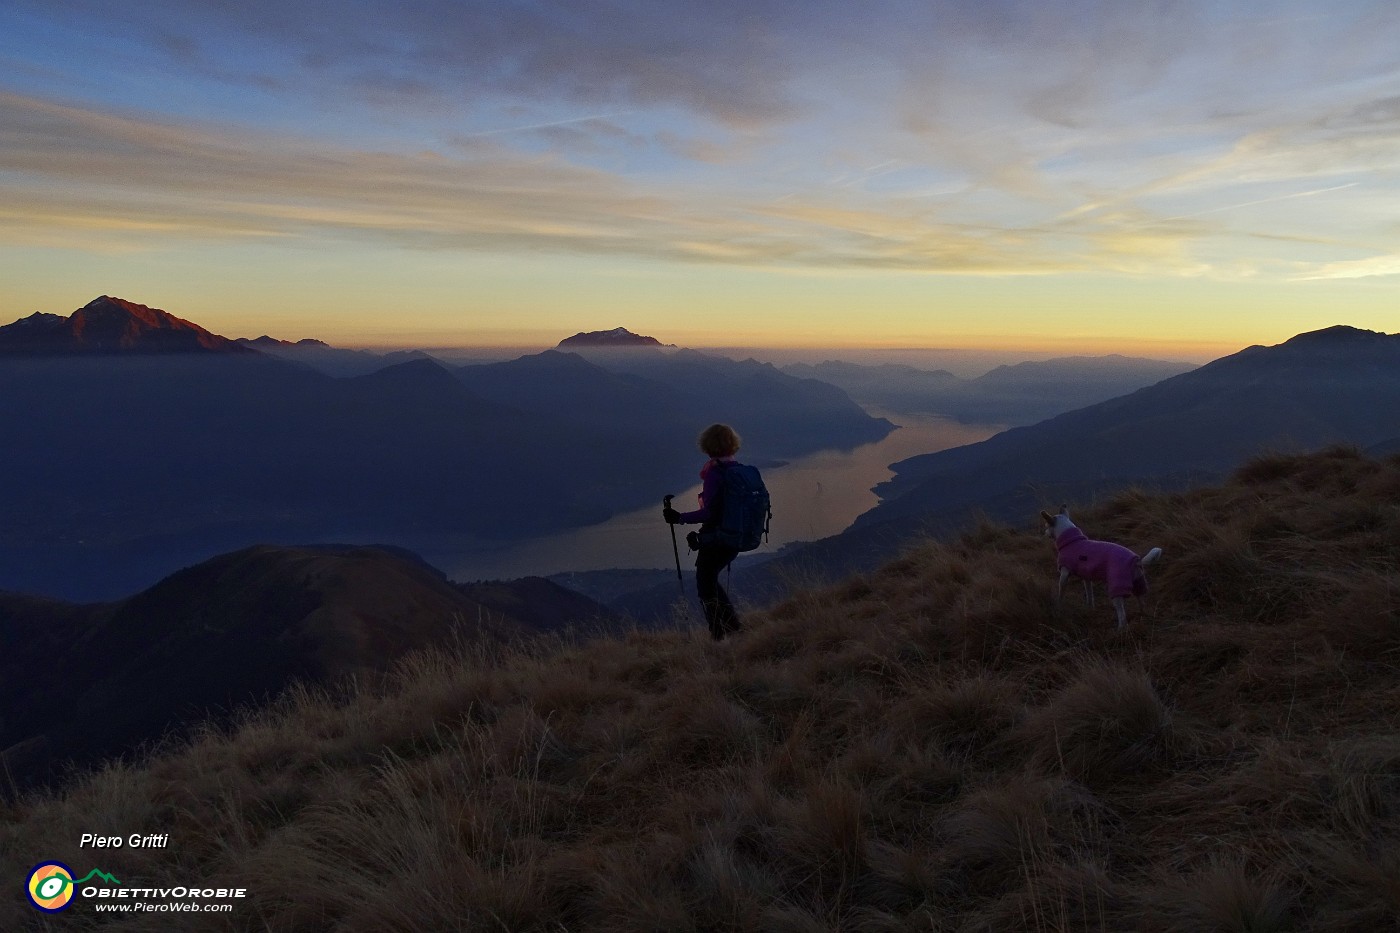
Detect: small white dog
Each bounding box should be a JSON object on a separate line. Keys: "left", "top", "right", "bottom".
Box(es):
{"left": 1040, "top": 506, "right": 1162, "bottom": 629}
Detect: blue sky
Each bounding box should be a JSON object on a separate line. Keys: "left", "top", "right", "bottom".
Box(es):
{"left": 2, "top": 0, "right": 1399, "bottom": 352}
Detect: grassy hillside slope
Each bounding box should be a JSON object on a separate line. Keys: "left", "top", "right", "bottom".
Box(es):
{"left": 4, "top": 447, "right": 1399, "bottom": 931}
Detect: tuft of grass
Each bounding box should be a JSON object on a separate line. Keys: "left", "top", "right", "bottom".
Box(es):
{"left": 1152, "top": 858, "right": 1295, "bottom": 933}
{"left": 890, "top": 673, "right": 1022, "bottom": 761}
{"left": 1022, "top": 660, "right": 1175, "bottom": 787}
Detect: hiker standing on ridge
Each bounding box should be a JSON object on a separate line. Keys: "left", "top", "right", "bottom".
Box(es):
{"left": 663, "top": 423, "right": 745, "bottom": 641}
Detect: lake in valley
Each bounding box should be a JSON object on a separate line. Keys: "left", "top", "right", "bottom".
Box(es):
{"left": 435, "top": 413, "right": 1002, "bottom": 581}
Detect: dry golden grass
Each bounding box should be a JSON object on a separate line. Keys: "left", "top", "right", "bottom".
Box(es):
{"left": 4, "top": 445, "right": 1400, "bottom": 930}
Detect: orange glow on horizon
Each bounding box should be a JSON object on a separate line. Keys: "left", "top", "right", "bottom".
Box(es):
{"left": 328, "top": 328, "right": 1247, "bottom": 364}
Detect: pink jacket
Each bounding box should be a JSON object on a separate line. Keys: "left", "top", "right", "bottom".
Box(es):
{"left": 1055, "top": 527, "right": 1147, "bottom": 599}
{"left": 677, "top": 457, "right": 736, "bottom": 525}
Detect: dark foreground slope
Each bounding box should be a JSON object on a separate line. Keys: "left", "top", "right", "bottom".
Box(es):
{"left": 4, "top": 447, "right": 1400, "bottom": 930}
{"left": 0, "top": 545, "right": 613, "bottom": 792}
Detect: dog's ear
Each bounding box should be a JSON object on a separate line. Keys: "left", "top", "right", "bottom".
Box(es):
{"left": 1058, "top": 504, "right": 1068, "bottom": 515}
{"left": 1039, "top": 510, "right": 1054, "bottom": 525}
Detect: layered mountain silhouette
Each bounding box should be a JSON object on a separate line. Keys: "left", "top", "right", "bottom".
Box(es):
{"left": 457, "top": 350, "right": 684, "bottom": 430}
{"left": 235, "top": 334, "right": 437, "bottom": 376}
{"left": 552, "top": 345, "right": 895, "bottom": 454}
{"left": 457, "top": 347, "right": 892, "bottom": 459}
{"left": 241, "top": 335, "right": 328, "bottom": 349}
{"left": 598, "top": 325, "right": 1400, "bottom": 620}
{"left": 751, "top": 325, "right": 1400, "bottom": 587}
{"left": 782, "top": 354, "right": 1195, "bottom": 425}
{"left": 0, "top": 297, "right": 893, "bottom": 600}
{"left": 0, "top": 350, "right": 598, "bottom": 598}
{"left": 0, "top": 544, "right": 613, "bottom": 791}
{"left": 0, "top": 296, "right": 253, "bottom": 355}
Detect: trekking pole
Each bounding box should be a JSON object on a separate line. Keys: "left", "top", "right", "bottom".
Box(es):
{"left": 663, "top": 494, "right": 684, "bottom": 596}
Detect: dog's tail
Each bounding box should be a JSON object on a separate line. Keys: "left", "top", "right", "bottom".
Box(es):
{"left": 1141, "top": 547, "right": 1163, "bottom": 566}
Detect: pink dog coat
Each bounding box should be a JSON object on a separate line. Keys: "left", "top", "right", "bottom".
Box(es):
{"left": 1055, "top": 527, "right": 1147, "bottom": 599}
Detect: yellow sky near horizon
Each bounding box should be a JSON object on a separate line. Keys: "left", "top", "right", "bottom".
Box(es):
{"left": 3, "top": 2, "right": 1399, "bottom": 359}
{"left": 3, "top": 248, "right": 1387, "bottom": 363}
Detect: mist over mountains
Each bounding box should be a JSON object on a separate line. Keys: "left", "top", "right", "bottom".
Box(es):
{"left": 0, "top": 298, "right": 891, "bottom": 600}
{"left": 868, "top": 325, "right": 1400, "bottom": 522}
{"left": 782, "top": 354, "right": 1195, "bottom": 425}
{"left": 459, "top": 344, "right": 893, "bottom": 460}
{"left": 742, "top": 324, "right": 1400, "bottom": 594}
{"left": 234, "top": 334, "right": 439, "bottom": 376}
{"left": 8, "top": 297, "right": 1396, "bottom": 632}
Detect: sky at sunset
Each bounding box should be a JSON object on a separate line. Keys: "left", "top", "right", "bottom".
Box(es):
{"left": 2, "top": 1, "right": 1399, "bottom": 356}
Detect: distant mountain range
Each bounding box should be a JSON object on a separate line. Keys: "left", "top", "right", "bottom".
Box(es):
{"left": 0, "top": 544, "right": 614, "bottom": 792}
{"left": 0, "top": 297, "right": 892, "bottom": 600}
{"left": 782, "top": 354, "right": 1195, "bottom": 425}
{"left": 592, "top": 325, "right": 1400, "bottom": 620}
{"left": 458, "top": 346, "right": 894, "bottom": 460}
{"left": 235, "top": 335, "right": 440, "bottom": 377}
{"left": 736, "top": 325, "right": 1400, "bottom": 592}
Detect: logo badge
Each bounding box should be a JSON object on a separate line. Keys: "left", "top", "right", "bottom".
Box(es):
{"left": 27, "top": 862, "right": 77, "bottom": 912}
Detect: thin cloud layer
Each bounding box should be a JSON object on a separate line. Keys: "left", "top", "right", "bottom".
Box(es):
{"left": 10, "top": 0, "right": 818, "bottom": 127}
{"left": 0, "top": 90, "right": 1232, "bottom": 275}
{"left": 2, "top": 0, "right": 1399, "bottom": 283}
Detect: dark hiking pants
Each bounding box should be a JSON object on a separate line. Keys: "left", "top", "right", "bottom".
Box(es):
{"left": 695, "top": 544, "right": 741, "bottom": 640}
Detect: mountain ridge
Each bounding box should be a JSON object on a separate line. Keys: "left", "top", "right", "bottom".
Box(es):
{"left": 0, "top": 543, "right": 616, "bottom": 792}
{"left": 864, "top": 323, "right": 1400, "bottom": 527}
{"left": 673, "top": 323, "right": 1400, "bottom": 613}
{"left": 0, "top": 296, "right": 253, "bottom": 355}
{"left": 558, "top": 326, "right": 669, "bottom": 348}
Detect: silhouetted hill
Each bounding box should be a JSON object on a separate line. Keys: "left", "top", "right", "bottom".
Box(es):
{"left": 7, "top": 448, "right": 1400, "bottom": 929}
{"left": 0, "top": 296, "right": 253, "bottom": 355}
{"left": 558, "top": 326, "right": 667, "bottom": 347}
{"left": 456, "top": 576, "right": 625, "bottom": 633}
{"left": 0, "top": 544, "right": 614, "bottom": 791}
{"left": 548, "top": 567, "right": 687, "bottom": 605}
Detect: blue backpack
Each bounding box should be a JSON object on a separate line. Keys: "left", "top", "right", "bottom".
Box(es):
{"left": 705, "top": 462, "right": 772, "bottom": 552}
